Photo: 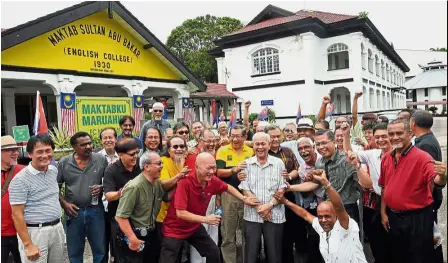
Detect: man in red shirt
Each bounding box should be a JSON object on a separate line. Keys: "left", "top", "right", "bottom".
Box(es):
{"left": 379, "top": 118, "right": 436, "bottom": 263}
{"left": 160, "top": 152, "right": 259, "bottom": 263}
{"left": 1, "top": 136, "right": 25, "bottom": 263}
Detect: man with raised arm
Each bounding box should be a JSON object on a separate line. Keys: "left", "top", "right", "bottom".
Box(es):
{"left": 275, "top": 169, "right": 367, "bottom": 263}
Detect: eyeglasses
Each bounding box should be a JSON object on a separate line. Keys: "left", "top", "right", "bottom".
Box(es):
{"left": 284, "top": 129, "right": 294, "bottom": 133}
{"left": 3, "top": 148, "right": 20, "bottom": 153}
{"left": 315, "top": 141, "right": 332, "bottom": 147}
{"left": 149, "top": 161, "right": 163, "bottom": 166}
{"left": 177, "top": 131, "right": 189, "bottom": 135}
{"left": 171, "top": 144, "right": 186, "bottom": 150}
{"left": 229, "top": 134, "right": 244, "bottom": 139}
{"left": 153, "top": 110, "right": 163, "bottom": 113}
{"left": 125, "top": 151, "right": 139, "bottom": 156}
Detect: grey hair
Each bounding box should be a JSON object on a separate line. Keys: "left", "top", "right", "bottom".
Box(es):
{"left": 389, "top": 118, "right": 411, "bottom": 132}
{"left": 264, "top": 124, "right": 281, "bottom": 133}
{"left": 253, "top": 132, "right": 270, "bottom": 142}
{"left": 297, "top": 137, "right": 314, "bottom": 146}
{"left": 139, "top": 151, "right": 155, "bottom": 170}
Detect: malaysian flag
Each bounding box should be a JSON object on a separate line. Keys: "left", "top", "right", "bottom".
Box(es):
{"left": 296, "top": 103, "right": 302, "bottom": 125}
{"left": 33, "top": 90, "right": 49, "bottom": 135}
{"left": 229, "top": 100, "right": 237, "bottom": 129}
{"left": 182, "top": 98, "right": 195, "bottom": 125}
{"left": 60, "top": 92, "right": 76, "bottom": 136}
{"left": 161, "top": 99, "right": 168, "bottom": 120}
{"left": 133, "top": 95, "right": 145, "bottom": 133}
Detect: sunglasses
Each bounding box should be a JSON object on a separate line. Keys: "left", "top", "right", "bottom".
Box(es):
{"left": 177, "top": 131, "right": 189, "bottom": 135}
{"left": 284, "top": 129, "right": 294, "bottom": 133}
{"left": 125, "top": 151, "right": 139, "bottom": 156}
{"left": 150, "top": 161, "right": 163, "bottom": 166}
{"left": 171, "top": 144, "right": 186, "bottom": 150}
{"left": 153, "top": 110, "right": 163, "bottom": 113}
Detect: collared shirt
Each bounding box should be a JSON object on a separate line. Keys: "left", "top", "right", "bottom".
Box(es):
{"left": 116, "top": 173, "right": 166, "bottom": 228}
{"left": 140, "top": 119, "right": 171, "bottom": 140}
{"left": 103, "top": 159, "right": 141, "bottom": 221}
{"left": 298, "top": 161, "right": 324, "bottom": 208}
{"left": 163, "top": 174, "right": 228, "bottom": 239}
{"left": 379, "top": 144, "right": 436, "bottom": 211}
{"left": 414, "top": 131, "right": 442, "bottom": 162}
{"left": 9, "top": 164, "right": 61, "bottom": 224}
{"left": 117, "top": 134, "right": 143, "bottom": 149}
{"left": 239, "top": 155, "right": 286, "bottom": 224}
{"left": 350, "top": 122, "right": 368, "bottom": 146}
{"left": 2, "top": 165, "right": 25, "bottom": 236}
{"left": 312, "top": 217, "right": 367, "bottom": 263}
{"left": 57, "top": 152, "right": 108, "bottom": 207}
{"left": 315, "top": 150, "right": 360, "bottom": 205}
{"left": 281, "top": 140, "right": 322, "bottom": 166}
{"left": 98, "top": 149, "right": 119, "bottom": 211}
{"left": 216, "top": 144, "right": 254, "bottom": 188}
{"left": 156, "top": 156, "right": 183, "bottom": 223}
{"left": 357, "top": 149, "right": 382, "bottom": 195}
{"left": 269, "top": 146, "right": 300, "bottom": 204}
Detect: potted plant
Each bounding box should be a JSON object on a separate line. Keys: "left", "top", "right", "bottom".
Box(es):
{"left": 48, "top": 126, "right": 73, "bottom": 161}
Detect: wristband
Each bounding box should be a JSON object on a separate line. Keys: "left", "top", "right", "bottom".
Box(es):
{"left": 323, "top": 183, "right": 332, "bottom": 191}
{"left": 269, "top": 201, "right": 275, "bottom": 207}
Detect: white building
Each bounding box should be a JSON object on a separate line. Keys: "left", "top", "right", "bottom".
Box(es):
{"left": 209, "top": 5, "right": 409, "bottom": 126}
{"left": 405, "top": 61, "right": 447, "bottom": 114}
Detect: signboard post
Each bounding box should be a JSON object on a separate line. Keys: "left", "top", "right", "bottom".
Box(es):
{"left": 261, "top": 100, "right": 274, "bottom": 106}
{"left": 12, "top": 125, "right": 30, "bottom": 143}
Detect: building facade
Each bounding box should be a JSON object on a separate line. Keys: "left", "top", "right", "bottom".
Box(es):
{"left": 210, "top": 5, "right": 409, "bottom": 126}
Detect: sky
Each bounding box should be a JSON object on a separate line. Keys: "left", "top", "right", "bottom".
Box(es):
{"left": 1, "top": 0, "right": 447, "bottom": 51}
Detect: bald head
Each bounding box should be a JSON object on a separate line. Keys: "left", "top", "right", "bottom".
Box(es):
{"left": 196, "top": 152, "right": 215, "bottom": 166}
{"left": 316, "top": 201, "right": 337, "bottom": 232}
{"left": 195, "top": 152, "right": 217, "bottom": 183}
{"left": 317, "top": 201, "right": 336, "bottom": 214}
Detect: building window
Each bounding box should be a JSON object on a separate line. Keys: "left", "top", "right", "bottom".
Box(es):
{"left": 381, "top": 60, "right": 385, "bottom": 79}
{"left": 375, "top": 55, "right": 380, "bottom": 77}
{"left": 382, "top": 91, "right": 386, "bottom": 109}
{"left": 443, "top": 87, "right": 446, "bottom": 96}
{"left": 387, "top": 92, "right": 391, "bottom": 109}
{"left": 252, "top": 48, "right": 280, "bottom": 75}
{"left": 369, "top": 88, "right": 374, "bottom": 109}
{"left": 425, "top": 100, "right": 428, "bottom": 110}
{"left": 377, "top": 90, "right": 381, "bottom": 109}
{"left": 368, "top": 49, "right": 373, "bottom": 73}
{"left": 327, "top": 43, "right": 349, "bottom": 70}
{"left": 443, "top": 99, "right": 446, "bottom": 112}
{"left": 345, "top": 94, "right": 351, "bottom": 113}
{"left": 386, "top": 64, "right": 389, "bottom": 81}
{"left": 336, "top": 94, "right": 342, "bottom": 113}
{"left": 425, "top": 88, "right": 429, "bottom": 97}
{"left": 361, "top": 43, "right": 366, "bottom": 70}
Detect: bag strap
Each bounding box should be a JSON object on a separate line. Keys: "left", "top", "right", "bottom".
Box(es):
{"left": 1, "top": 165, "right": 16, "bottom": 197}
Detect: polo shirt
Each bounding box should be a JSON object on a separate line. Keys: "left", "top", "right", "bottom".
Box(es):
{"left": 156, "top": 156, "right": 183, "bottom": 223}
{"left": 162, "top": 174, "right": 228, "bottom": 239}
{"left": 268, "top": 147, "right": 299, "bottom": 204}
{"left": 312, "top": 217, "right": 367, "bottom": 263}
{"left": 116, "top": 173, "right": 165, "bottom": 228}
{"left": 378, "top": 144, "right": 436, "bottom": 211}
{"left": 1, "top": 165, "right": 25, "bottom": 236}
{"left": 315, "top": 150, "right": 360, "bottom": 205}
{"left": 57, "top": 152, "right": 108, "bottom": 207}
{"left": 9, "top": 164, "right": 61, "bottom": 224}
{"left": 216, "top": 144, "right": 254, "bottom": 188}
{"left": 103, "top": 159, "right": 141, "bottom": 220}
{"left": 117, "top": 134, "right": 143, "bottom": 149}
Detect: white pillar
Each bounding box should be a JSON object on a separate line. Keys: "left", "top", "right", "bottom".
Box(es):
{"left": 173, "top": 87, "right": 190, "bottom": 121}
{"left": 199, "top": 105, "right": 204, "bottom": 121}
{"left": 2, "top": 90, "right": 17, "bottom": 135}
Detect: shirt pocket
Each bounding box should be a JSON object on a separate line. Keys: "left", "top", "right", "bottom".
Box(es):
{"left": 268, "top": 176, "right": 281, "bottom": 192}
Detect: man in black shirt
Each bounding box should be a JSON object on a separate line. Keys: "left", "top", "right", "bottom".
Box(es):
{"left": 103, "top": 139, "right": 142, "bottom": 260}
{"left": 411, "top": 110, "right": 447, "bottom": 263}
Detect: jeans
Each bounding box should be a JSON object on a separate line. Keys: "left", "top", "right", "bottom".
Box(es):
{"left": 66, "top": 206, "right": 105, "bottom": 263}
{"left": 1, "top": 236, "right": 21, "bottom": 263}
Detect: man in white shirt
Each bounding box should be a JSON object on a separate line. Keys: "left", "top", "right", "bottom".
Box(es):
{"left": 275, "top": 169, "right": 367, "bottom": 263}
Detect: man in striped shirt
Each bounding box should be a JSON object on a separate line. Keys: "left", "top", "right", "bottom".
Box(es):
{"left": 239, "top": 132, "right": 287, "bottom": 263}
{"left": 9, "top": 134, "right": 64, "bottom": 263}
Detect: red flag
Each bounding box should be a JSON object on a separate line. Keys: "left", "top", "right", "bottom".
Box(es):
{"left": 33, "top": 90, "right": 48, "bottom": 135}
{"left": 211, "top": 100, "right": 217, "bottom": 126}
{"left": 229, "top": 101, "right": 237, "bottom": 128}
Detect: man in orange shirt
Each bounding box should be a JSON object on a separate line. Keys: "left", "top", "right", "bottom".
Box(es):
{"left": 1, "top": 136, "right": 26, "bottom": 263}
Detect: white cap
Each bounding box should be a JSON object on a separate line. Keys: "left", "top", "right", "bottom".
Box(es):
{"left": 152, "top": 102, "right": 164, "bottom": 110}
{"left": 297, "top": 118, "right": 314, "bottom": 129}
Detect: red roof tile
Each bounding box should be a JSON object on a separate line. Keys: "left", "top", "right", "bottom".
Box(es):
{"left": 191, "top": 83, "right": 238, "bottom": 99}
{"left": 229, "top": 9, "right": 357, "bottom": 36}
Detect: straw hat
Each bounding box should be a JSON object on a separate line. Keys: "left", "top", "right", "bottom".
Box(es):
{"left": 1, "top": 136, "right": 21, "bottom": 150}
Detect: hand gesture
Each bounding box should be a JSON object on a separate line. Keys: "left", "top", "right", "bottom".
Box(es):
{"left": 381, "top": 213, "right": 390, "bottom": 232}
{"left": 177, "top": 167, "right": 191, "bottom": 179}
{"left": 244, "top": 100, "right": 251, "bottom": 108}
{"left": 347, "top": 151, "right": 360, "bottom": 167}
{"left": 89, "top": 185, "right": 102, "bottom": 197}
{"left": 312, "top": 169, "right": 329, "bottom": 186}
{"left": 281, "top": 169, "right": 289, "bottom": 180}
{"left": 188, "top": 147, "right": 198, "bottom": 155}
{"left": 354, "top": 92, "right": 363, "bottom": 99}
{"left": 24, "top": 243, "right": 40, "bottom": 261}
{"left": 237, "top": 171, "right": 247, "bottom": 182}
{"left": 340, "top": 122, "right": 350, "bottom": 135}
{"left": 236, "top": 161, "right": 247, "bottom": 173}
{"left": 354, "top": 137, "right": 365, "bottom": 146}
{"left": 274, "top": 191, "right": 286, "bottom": 204}
{"left": 434, "top": 161, "right": 447, "bottom": 177}
{"left": 204, "top": 215, "right": 221, "bottom": 226}
{"left": 243, "top": 196, "right": 260, "bottom": 207}
{"left": 322, "top": 96, "right": 331, "bottom": 105}
{"left": 257, "top": 203, "right": 272, "bottom": 219}
{"left": 304, "top": 171, "right": 314, "bottom": 182}
{"left": 64, "top": 202, "right": 79, "bottom": 217}
{"left": 128, "top": 236, "right": 145, "bottom": 252}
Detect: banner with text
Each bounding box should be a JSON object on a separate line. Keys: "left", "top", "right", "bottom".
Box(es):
{"left": 75, "top": 96, "right": 132, "bottom": 137}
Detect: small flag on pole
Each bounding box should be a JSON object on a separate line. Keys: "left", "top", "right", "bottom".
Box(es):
{"left": 33, "top": 90, "right": 49, "bottom": 135}
{"left": 133, "top": 95, "right": 145, "bottom": 133}
{"left": 182, "top": 98, "right": 195, "bottom": 125}
{"left": 211, "top": 100, "right": 218, "bottom": 126}
{"left": 258, "top": 106, "right": 269, "bottom": 121}
{"left": 296, "top": 103, "right": 302, "bottom": 125}
{"left": 229, "top": 100, "right": 237, "bottom": 129}
{"left": 60, "top": 92, "right": 76, "bottom": 136}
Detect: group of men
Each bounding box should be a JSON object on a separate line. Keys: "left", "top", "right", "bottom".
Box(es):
{"left": 1, "top": 94, "right": 447, "bottom": 263}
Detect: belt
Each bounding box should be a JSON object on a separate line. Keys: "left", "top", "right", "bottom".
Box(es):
{"left": 27, "top": 218, "right": 60, "bottom": 228}
{"left": 389, "top": 205, "right": 431, "bottom": 215}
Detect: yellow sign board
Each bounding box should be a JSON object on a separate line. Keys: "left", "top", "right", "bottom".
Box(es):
{"left": 1, "top": 10, "right": 181, "bottom": 81}
{"left": 76, "top": 96, "right": 132, "bottom": 136}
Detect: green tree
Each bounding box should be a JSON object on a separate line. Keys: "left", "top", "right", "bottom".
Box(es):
{"left": 430, "top": 47, "right": 447, "bottom": 52}
{"left": 166, "top": 15, "right": 243, "bottom": 82}
{"left": 358, "top": 11, "right": 369, "bottom": 19}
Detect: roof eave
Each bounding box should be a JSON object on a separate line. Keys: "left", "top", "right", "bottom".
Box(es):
{"left": 247, "top": 4, "right": 295, "bottom": 26}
